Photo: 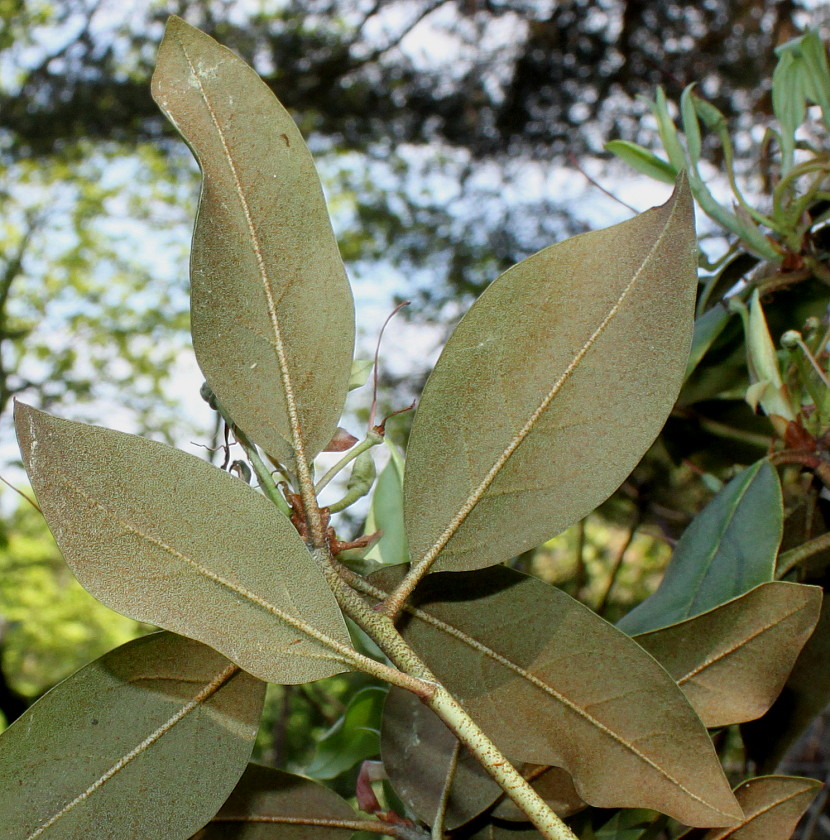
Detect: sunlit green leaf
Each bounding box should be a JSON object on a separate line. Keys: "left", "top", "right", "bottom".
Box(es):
{"left": 680, "top": 776, "right": 820, "bottom": 840}
{"left": 349, "top": 360, "right": 374, "bottom": 391}
{"left": 15, "top": 403, "right": 355, "bottom": 685}
{"left": 0, "top": 632, "right": 264, "bottom": 840}
{"left": 305, "top": 686, "right": 385, "bottom": 780}
{"left": 651, "top": 88, "right": 687, "bottom": 170}
{"left": 364, "top": 441, "right": 408, "bottom": 567}
{"left": 634, "top": 582, "right": 821, "bottom": 726}
{"left": 605, "top": 141, "right": 678, "bottom": 183}
{"left": 404, "top": 175, "right": 697, "bottom": 573}
{"left": 152, "top": 16, "right": 355, "bottom": 469}
{"left": 193, "top": 763, "right": 358, "bottom": 840}
{"left": 617, "top": 460, "right": 782, "bottom": 635}
{"left": 371, "top": 566, "right": 741, "bottom": 827}
{"left": 680, "top": 85, "right": 702, "bottom": 165}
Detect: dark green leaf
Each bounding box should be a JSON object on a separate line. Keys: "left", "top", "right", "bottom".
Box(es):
{"left": 193, "top": 763, "right": 358, "bottom": 840}
{"left": 305, "top": 686, "right": 385, "bottom": 780}
{"left": 404, "top": 175, "right": 697, "bottom": 573}
{"left": 685, "top": 305, "right": 731, "bottom": 380}
{"left": 618, "top": 460, "right": 782, "bottom": 634}
{"left": 152, "top": 17, "right": 354, "bottom": 469}
{"left": 634, "top": 582, "right": 822, "bottom": 726}
{"left": 0, "top": 632, "right": 264, "bottom": 840}
{"left": 371, "top": 567, "right": 741, "bottom": 827}
{"left": 15, "top": 404, "right": 355, "bottom": 684}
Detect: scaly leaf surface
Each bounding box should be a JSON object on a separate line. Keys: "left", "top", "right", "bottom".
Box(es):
{"left": 15, "top": 404, "right": 355, "bottom": 684}
{"left": 0, "top": 632, "right": 264, "bottom": 840}
{"left": 371, "top": 567, "right": 742, "bottom": 827}
{"left": 193, "top": 763, "right": 358, "bottom": 840}
{"left": 680, "top": 776, "right": 821, "bottom": 840}
{"left": 634, "top": 582, "right": 821, "bottom": 727}
{"left": 152, "top": 16, "right": 354, "bottom": 469}
{"left": 404, "top": 176, "right": 697, "bottom": 573}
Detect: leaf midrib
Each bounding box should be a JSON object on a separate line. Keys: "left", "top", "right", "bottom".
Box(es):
{"left": 60, "top": 474, "right": 355, "bottom": 667}
{"left": 363, "top": 577, "right": 734, "bottom": 819}
{"left": 175, "top": 33, "right": 308, "bottom": 470}
{"left": 26, "top": 662, "right": 238, "bottom": 840}
{"left": 416, "top": 191, "right": 684, "bottom": 570}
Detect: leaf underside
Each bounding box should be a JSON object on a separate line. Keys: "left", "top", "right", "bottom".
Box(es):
{"left": 404, "top": 174, "right": 697, "bottom": 574}
{"left": 15, "top": 403, "right": 355, "bottom": 685}
{"left": 152, "top": 16, "right": 354, "bottom": 469}
{"left": 193, "top": 763, "right": 357, "bottom": 840}
{"left": 382, "top": 687, "right": 585, "bottom": 830}
{"left": 634, "top": 582, "right": 822, "bottom": 727}
{"left": 371, "top": 566, "right": 742, "bottom": 828}
{"left": 681, "top": 775, "right": 821, "bottom": 840}
{"left": 0, "top": 632, "right": 264, "bottom": 840}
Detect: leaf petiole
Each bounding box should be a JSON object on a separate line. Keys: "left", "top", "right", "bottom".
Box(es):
{"left": 315, "top": 430, "right": 383, "bottom": 494}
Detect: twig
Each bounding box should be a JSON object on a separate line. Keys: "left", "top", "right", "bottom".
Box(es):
{"left": 777, "top": 530, "right": 830, "bottom": 577}
{"left": 0, "top": 474, "right": 41, "bottom": 513}
{"left": 432, "top": 741, "right": 461, "bottom": 840}
{"left": 595, "top": 512, "right": 641, "bottom": 616}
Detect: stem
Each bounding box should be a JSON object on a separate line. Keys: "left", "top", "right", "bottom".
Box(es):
{"left": 426, "top": 687, "right": 578, "bottom": 840}
{"left": 315, "top": 431, "right": 382, "bottom": 494}
{"left": 432, "top": 741, "right": 461, "bottom": 840}
{"left": 776, "top": 530, "right": 830, "bottom": 577}
{"left": 595, "top": 513, "right": 639, "bottom": 616}
{"left": 213, "top": 816, "right": 429, "bottom": 840}
{"left": 320, "top": 559, "right": 578, "bottom": 840}
{"left": 211, "top": 396, "right": 292, "bottom": 517}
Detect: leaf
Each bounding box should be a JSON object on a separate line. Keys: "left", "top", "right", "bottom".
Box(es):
{"left": 617, "top": 460, "right": 782, "bottom": 635}
{"left": 742, "top": 590, "right": 830, "bottom": 771}
{"left": 605, "top": 140, "right": 679, "bottom": 184}
{"left": 15, "top": 403, "right": 355, "bottom": 685}
{"left": 152, "top": 17, "right": 355, "bottom": 469}
{"left": 382, "top": 686, "right": 585, "bottom": 829}
{"left": 0, "top": 632, "right": 264, "bottom": 840}
{"left": 382, "top": 686, "right": 507, "bottom": 829}
{"left": 685, "top": 305, "right": 731, "bottom": 380}
{"left": 404, "top": 175, "right": 697, "bottom": 573}
{"left": 370, "top": 566, "right": 742, "bottom": 828}
{"left": 193, "top": 763, "right": 359, "bottom": 840}
{"left": 364, "top": 441, "right": 408, "bottom": 567}
{"left": 680, "top": 776, "right": 821, "bottom": 840}
{"left": 349, "top": 360, "right": 374, "bottom": 391}
{"left": 633, "top": 582, "right": 822, "bottom": 727}
{"left": 305, "top": 686, "right": 385, "bottom": 780}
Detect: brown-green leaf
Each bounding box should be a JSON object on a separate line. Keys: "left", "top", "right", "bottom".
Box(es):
{"left": 0, "top": 632, "right": 264, "bottom": 840}
{"left": 680, "top": 776, "right": 821, "bottom": 840}
{"left": 371, "top": 566, "right": 741, "bottom": 828}
{"left": 15, "top": 403, "right": 356, "bottom": 684}
{"left": 403, "top": 175, "right": 697, "bottom": 573}
{"left": 152, "top": 16, "right": 354, "bottom": 469}
{"left": 192, "top": 763, "right": 358, "bottom": 840}
{"left": 634, "top": 582, "right": 822, "bottom": 727}
{"left": 381, "top": 687, "right": 585, "bottom": 829}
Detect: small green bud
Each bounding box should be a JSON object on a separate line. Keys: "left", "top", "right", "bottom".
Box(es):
{"left": 347, "top": 450, "right": 377, "bottom": 498}
{"left": 230, "top": 460, "right": 252, "bottom": 484}
{"left": 803, "top": 317, "right": 821, "bottom": 334}
{"left": 199, "top": 381, "right": 219, "bottom": 410}
{"left": 781, "top": 330, "right": 803, "bottom": 349}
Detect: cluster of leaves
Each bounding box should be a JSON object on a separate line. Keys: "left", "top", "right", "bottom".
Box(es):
{"left": 1, "top": 17, "right": 829, "bottom": 840}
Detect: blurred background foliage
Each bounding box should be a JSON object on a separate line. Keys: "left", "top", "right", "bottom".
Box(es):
{"left": 1, "top": 1, "right": 830, "bottom": 837}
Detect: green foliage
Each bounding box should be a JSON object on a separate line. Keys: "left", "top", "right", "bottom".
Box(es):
{"left": 0, "top": 17, "right": 827, "bottom": 840}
